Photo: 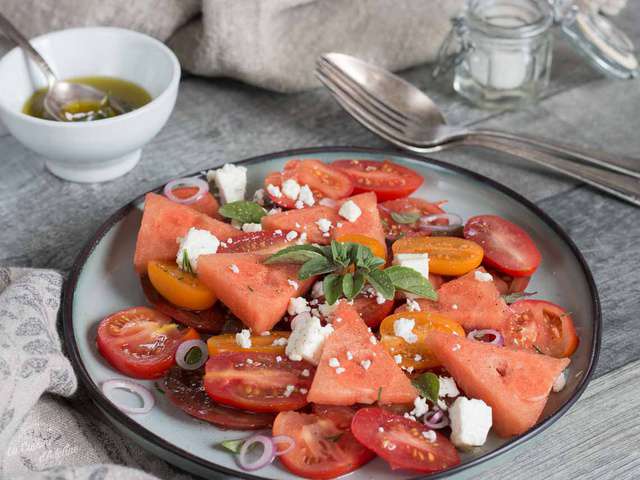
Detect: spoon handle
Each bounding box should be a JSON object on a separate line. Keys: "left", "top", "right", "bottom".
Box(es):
{"left": 0, "top": 13, "right": 57, "bottom": 87}
{"left": 469, "top": 128, "right": 640, "bottom": 180}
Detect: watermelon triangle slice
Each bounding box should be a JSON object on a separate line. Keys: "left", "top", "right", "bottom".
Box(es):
{"left": 197, "top": 253, "right": 314, "bottom": 333}
{"left": 307, "top": 302, "right": 417, "bottom": 406}
{"left": 423, "top": 330, "right": 570, "bottom": 437}
{"left": 333, "top": 192, "right": 386, "bottom": 252}
{"left": 133, "top": 193, "right": 241, "bottom": 273}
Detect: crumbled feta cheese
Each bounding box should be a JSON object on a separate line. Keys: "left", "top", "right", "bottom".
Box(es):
{"left": 315, "top": 218, "right": 333, "bottom": 234}
{"left": 329, "top": 357, "right": 341, "bottom": 368}
{"left": 286, "top": 231, "right": 298, "bottom": 241}
{"left": 335, "top": 367, "right": 346, "bottom": 374}
{"left": 295, "top": 200, "right": 304, "bottom": 209}
{"left": 449, "top": 397, "right": 493, "bottom": 449}
{"left": 318, "top": 302, "right": 337, "bottom": 318}
{"left": 319, "top": 198, "right": 337, "bottom": 207}
{"left": 403, "top": 412, "right": 417, "bottom": 421}
{"left": 267, "top": 183, "right": 283, "bottom": 198}
{"left": 287, "top": 279, "right": 299, "bottom": 290}
{"left": 210, "top": 163, "right": 247, "bottom": 204}
{"left": 378, "top": 427, "right": 385, "bottom": 433}
{"left": 285, "top": 312, "right": 334, "bottom": 364}
{"left": 370, "top": 336, "right": 378, "bottom": 345}
{"left": 260, "top": 331, "right": 271, "bottom": 336}
{"left": 246, "top": 358, "right": 254, "bottom": 365}
{"left": 360, "top": 359, "right": 372, "bottom": 370}
{"left": 406, "top": 366, "right": 414, "bottom": 374}
{"left": 235, "top": 329, "right": 252, "bottom": 349}
{"left": 300, "top": 388, "right": 308, "bottom": 395}
{"left": 274, "top": 229, "right": 283, "bottom": 235}
{"left": 411, "top": 397, "right": 429, "bottom": 418}
{"left": 414, "top": 354, "right": 423, "bottom": 362}
{"left": 339, "top": 200, "right": 362, "bottom": 222}
{"left": 253, "top": 188, "right": 265, "bottom": 205}
{"left": 241, "top": 223, "right": 262, "bottom": 233}
{"left": 474, "top": 270, "right": 493, "bottom": 282}
{"left": 346, "top": 351, "right": 354, "bottom": 360}
{"left": 422, "top": 430, "right": 437, "bottom": 443}
{"left": 394, "top": 354, "right": 403, "bottom": 364}
{"left": 375, "top": 290, "right": 387, "bottom": 305}
{"left": 229, "top": 264, "right": 240, "bottom": 274}
{"left": 553, "top": 370, "right": 567, "bottom": 392}
{"left": 297, "top": 232, "right": 308, "bottom": 244}
{"left": 452, "top": 343, "right": 461, "bottom": 351}
{"left": 176, "top": 227, "right": 219, "bottom": 271}
{"left": 439, "top": 376, "right": 460, "bottom": 398}
{"left": 268, "top": 208, "right": 282, "bottom": 216}
{"left": 288, "top": 297, "right": 310, "bottom": 316}
{"left": 452, "top": 304, "right": 459, "bottom": 310}
{"left": 393, "top": 318, "right": 418, "bottom": 344}
{"left": 272, "top": 337, "right": 289, "bottom": 347}
{"left": 276, "top": 355, "right": 283, "bottom": 362}
{"left": 437, "top": 399, "right": 448, "bottom": 411}
{"left": 283, "top": 385, "right": 296, "bottom": 397}
{"left": 301, "top": 369, "right": 310, "bottom": 377}
{"left": 311, "top": 281, "right": 324, "bottom": 298}
{"left": 336, "top": 222, "right": 343, "bottom": 228}
{"left": 393, "top": 253, "right": 430, "bottom": 280}
{"left": 298, "top": 185, "right": 315, "bottom": 206}
{"left": 282, "top": 178, "right": 301, "bottom": 200}
{"left": 406, "top": 298, "right": 421, "bottom": 312}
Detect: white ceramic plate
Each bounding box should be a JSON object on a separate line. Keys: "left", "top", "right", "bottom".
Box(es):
{"left": 62, "top": 147, "right": 600, "bottom": 480}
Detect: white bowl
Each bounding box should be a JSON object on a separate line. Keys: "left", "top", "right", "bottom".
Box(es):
{"left": 0, "top": 27, "right": 180, "bottom": 183}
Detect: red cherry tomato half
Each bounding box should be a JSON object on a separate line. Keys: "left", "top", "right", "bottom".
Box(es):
{"left": 378, "top": 198, "right": 446, "bottom": 241}
{"left": 273, "top": 407, "right": 375, "bottom": 480}
{"left": 96, "top": 306, "right": 199, "bottom": 379}
{"left": 162, "top": 366, "right": 276, "bottom": 430}
{"left": 203, "top": 351, "right": 314, "bottom": 412}
{"left": 332, "top": 159, "right": 424, "bottom": 201}
{"left": 463, "top": 215, "right": 542, "bottom": 277}
{"left": 352, "top": 295, "right": 395, "bottom": 328}
{"left": 505, "top": 300, "right": 579, "bottom": 358}
{"left": 351, "top": 407, "right": 460, "bottom": 473}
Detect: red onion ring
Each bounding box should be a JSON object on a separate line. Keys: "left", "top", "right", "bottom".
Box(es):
{"left": 424, "top": 409, "right": 450, "bottom": 429}
{"left": 467, "top": 329, "right": 504, "bottom": 346}
{"left": 272, "top": 435, "right": 295, "bottom": 456}
{"left": 164, "top": 177, "right": 209, "bottom": 205}
{"left": 418, "top": 213, "right": 463, "bottom": 233}
{"left": 102, "top": 379, "right": 155, "bottom": 414}
{"left": 237, "top": 434, "right": 276, "bottom": 471}
{"left": 175, "top": 339, "right": 208, "bottom": 370}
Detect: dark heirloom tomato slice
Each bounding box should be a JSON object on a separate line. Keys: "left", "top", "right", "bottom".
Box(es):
{"left": 332, "top": 159, "right": 424, "bottom": 201}
{"left": 204, "top": 351, "right": 314, "bottom": 412}
{"left": 352, "top": 295, "right": 395, "bottom": 328}
{"left": 351, "top": 408, "right": 460, "bottom": 473}
{"left": 162, "top": 366, "right": 275, "bottom": 430}
{"left": 96, "top": 306, "right": 199, "bottom": 379}
{"left": 378, "top": 198, "right": 446, "bottom": 241}
{"left": 141, "top": 276, "right": 225, "bottom": 334}
{"left": 273, "top": 408, "right": 375, "bottom": 480}
{"left": 505, "top": 300, "right": 579, "bottom": 358}
{"left": 464, "top": 215, "right": 542, "bottom": 277}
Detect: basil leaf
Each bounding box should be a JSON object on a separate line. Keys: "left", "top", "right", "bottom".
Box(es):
{"left": 502, "top": 291, "right": 538, "bottom": 304}
{"left": 352, "top": 271, "right": 365, "bottom": 299}
{"left": 184, "top": 346, "right": 202, "bottom": 365}
{"left": 365, "top": 269, "right": 395, "bottom": 300}
{"left": 385, "top": 266, "right": 438, "bottom": 301}
{"left": 219, "top": 439, "right": 244, "bottom": 453}
{"left": 218, "top": 201, "right": 267, "bottom": 224}
{"left": 324, "top": 273, "right": 343, "bottom": 305}
{"left": 391, "top": 211, "right": 420, "bottom": 224}
{"left": 298, "top": 256, "right": 336, "bottom": 280}
{"left": 342, "top": 273, "right": 355, "bottom": 300}
{"left": 265, "top": 245, "right": 326, "bottom": 265}
{"left": 412, "top": 372, "right": 440, "bottom": 404}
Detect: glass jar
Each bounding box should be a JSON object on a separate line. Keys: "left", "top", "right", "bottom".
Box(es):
{"left": 440, "top": 0, "right": 554, "bottom": 109}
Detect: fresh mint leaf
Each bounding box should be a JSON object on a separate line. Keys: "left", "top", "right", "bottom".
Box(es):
{"left": 502, "top": 291, "right": 538, "bottom": 304}
{"left": 352, "top": 272, "right": 365, "bottom": 298}
{"left": 219, "top": 439, "right": 244, "bottom": 453}
{"left": 342, "top": 273, "right": 355, "bottom": 300}
{"left": 391, "top": 211, "right": 420, "bottom": 224}
{"left": 324, "top": 273, "right": 343, "bottom": 305}
{"left": 184, "top": 346, "right": 203, "bottom": 365}
{"left": 298, "top": 256, "right": 336, "bottom": 280}
{"left": 349, "top": 243, "right": 373, "bottom": 268}
{"left": 331, "top": 241, "right": 351, "bottom": 268}
{"left": 385, "top": 266, "right": 437, "bottom": 301}
{"left": 412, "top": 372, "right": 440, "bottom": 404}
{"left": 265, "top": 245, "right": 325, "bottom": 265}
{"left": 181, "top": 250, "right": 193, "bottom": 274}
{"left": 365, "top": 256, "right": 385, "bottom": 270}
{"left": 366, "top": 269, "right": 395, "bottom": 300}
{"left": 219, "top": 201, "right": 266, "bottom": 224}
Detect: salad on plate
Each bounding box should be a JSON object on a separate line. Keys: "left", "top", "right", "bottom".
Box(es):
{"left": 95, "top": 158, "right": 579, "bottom": 478}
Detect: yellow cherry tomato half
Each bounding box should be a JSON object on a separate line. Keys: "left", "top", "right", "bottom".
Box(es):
{"left": 392, "top": 236, "right": 483, "bottom": 276}
{"left": 207, "top": 331, "right": 291, "bottom": 356}
{"left": 335, "top": 233, "right": 387, "bottom": 263}
{"left": 147, "top": 261, "right": 217, "bottom": 311}
{"left": 380, "top": 311, "right": 465, "bottom": 370}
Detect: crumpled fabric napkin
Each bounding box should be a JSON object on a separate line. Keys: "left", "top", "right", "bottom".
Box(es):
{"left": 0, "top": 268, "right": 199, "bottom": 480}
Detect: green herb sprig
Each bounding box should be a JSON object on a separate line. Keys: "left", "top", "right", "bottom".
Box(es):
{"left": 219, "top": 201, "right": 267, "bottom": 224}
{"left": 412, "top": 372, "right": 440, "bottom": 404}
{"left": 265, "top": 240, "right": 437, "bottom": 305}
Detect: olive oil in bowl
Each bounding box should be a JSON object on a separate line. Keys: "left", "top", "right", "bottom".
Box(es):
{"left": 23, "top": 76, "right": 151, "bottom": 121}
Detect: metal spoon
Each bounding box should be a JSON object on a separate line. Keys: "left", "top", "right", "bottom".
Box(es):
{"left": 0, "top": 13, "right": 125, "bottom": 121}
{"left": 320, "top": 52, "right": 640, "bottom": 180}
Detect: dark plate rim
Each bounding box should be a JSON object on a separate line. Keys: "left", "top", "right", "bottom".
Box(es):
{"left": 62, "top": 145, "right": 601, "bottom": 480}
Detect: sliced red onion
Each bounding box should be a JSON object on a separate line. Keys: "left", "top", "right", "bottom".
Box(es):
{"left": 467, "top": 329, "right": 504, "bottom": 346}
{"left": 424, "top": 409, "right": 450, "bottom": 429}
{"left": 237, "top": 434, "right": 276, "bottom": 471}
{"left": 176, "top": 339, "right": 208, "bottom": 370}
{"left": 418, "top": 213, "right": 463, "bottom": 234}
{"left": 272, "top": 435, "right": 295, "bottom": 456}
{"left": 102, "top": 379, "right": 155, "bottom": 414}
{"left": 164, "top": 177, "right": 209, "bottom": 205}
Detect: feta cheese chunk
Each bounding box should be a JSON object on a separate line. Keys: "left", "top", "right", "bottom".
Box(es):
{"left": 266, "top": 184, "right": 282, "bottom": 198}
{"left": 242, "top": 223, "right": 262, "bottom": 233}
{"left": 288, "top": 297, "right": 310, "bottom": 316}
{"left": 393, "top": 253, "right": 429, "bottom": 280}
{"left": 283, "top": 384, "right": 296, "bottom": 397}
{"left": 315, "top": 218, "right": 333, "bottom": 234}
{"left": 553, "top": 370, "right": 567, "bottom": 392}
{"left": 328, "top": 357, "right": 341, "bottom": 368}
{"left": 411, "top": 396, "right": 429, "bottom": 418}
{"left": 393, "top": 318, "right": 418, "bottom": 344}
{"left": 176, "top": 227, "right": 219, "bottom": 271}
{"left": 282, "top": 178, "right": 301, "bottom": 200}
{"left": 211, "top": 163, "right": 247, "bottom": 204}
{"left": 311, "top": 281, "right": 324, "bottom": 299}
{"left": 438, "top": 376, "right": 460, "bottom": 398}
{"left": 285, "top": 312, "right": 334, "bottom": 364}
{"left": 449, "top": 397, "right": 493, "bottom": 449}
{"left": 235, "top": 329, "right": 252, "bottom": 349}
{"left": 318, "top": 302, "right": 337, "bottom": 318}
{"left": 422, "top": 430, "right": 437, "bottom": 443}
{"left": 298, "top": 185, "right": 315, "bottom": 206}
{"left": 339, "top": 200, "right": 362, "bottom": 222}
{"left": 474, "top": 270, "right": 493, "bottom": 282}
{"left": 286, "top": 231, "right": 298, "bottom": 241}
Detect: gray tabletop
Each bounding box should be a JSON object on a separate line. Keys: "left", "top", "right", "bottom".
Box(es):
{"left": 1, "top": 8, "right": 640, "bottom": 480}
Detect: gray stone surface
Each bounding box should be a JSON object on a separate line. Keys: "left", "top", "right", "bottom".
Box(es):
{"left": 1, "top": 4, "right": 640, "bottom": 479}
